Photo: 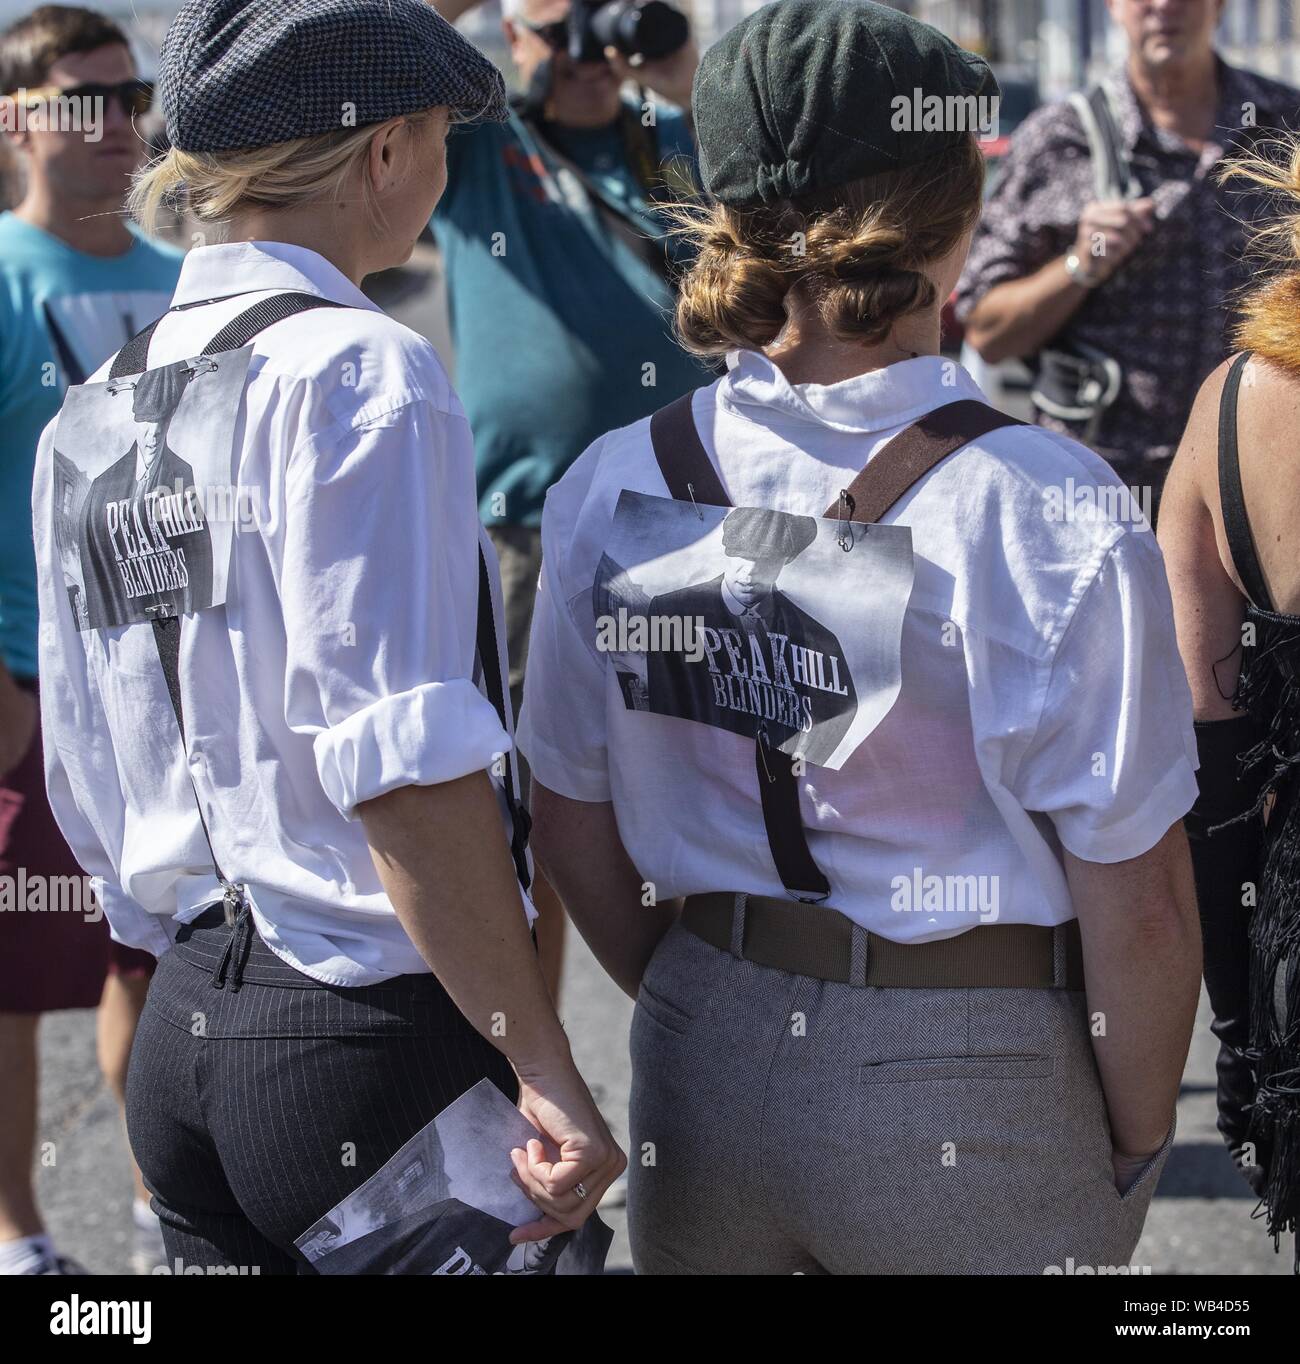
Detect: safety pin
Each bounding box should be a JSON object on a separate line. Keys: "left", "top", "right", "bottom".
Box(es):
{"left": 685, "top": 481, "right": 704, "bottom": 520}
{"left": 836, "top": 489, "right": 855, "bottom": 552}
{"left": 185, "top": 356, "right": 219, "bottom": 378}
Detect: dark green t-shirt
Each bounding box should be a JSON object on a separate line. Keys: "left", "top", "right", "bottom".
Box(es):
{"left": 432, "top": 106, "right": 710, "bottom": 527}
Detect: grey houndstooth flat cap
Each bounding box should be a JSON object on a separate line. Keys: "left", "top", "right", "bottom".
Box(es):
{"left": 159, "top": 0, "right": 507, "bottom": 154}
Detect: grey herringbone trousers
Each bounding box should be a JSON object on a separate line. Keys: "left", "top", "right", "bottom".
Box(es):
{"left": 628, "top": 921, "right": 1172, "bottom": 1275}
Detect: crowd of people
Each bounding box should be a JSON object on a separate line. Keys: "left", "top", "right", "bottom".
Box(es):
{"left": 0, "top": 0, "right": 1296, "bottom": 1277}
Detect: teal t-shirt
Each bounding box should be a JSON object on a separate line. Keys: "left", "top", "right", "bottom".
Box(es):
{"left": 432, "top": 105, "right": 711, "bottom": 527}
{"left": 0, "top": 213, "right": 182, "bottom": 677}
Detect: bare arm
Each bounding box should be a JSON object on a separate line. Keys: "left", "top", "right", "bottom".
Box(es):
{"left": 964, "top": 257, "right": 1092, "bottom": 364}
{"left": 1065, "top": 823, "right": 1201, "bottom": 1171}
{"left": 1159, "top": 360, "right": 1270, "bottom": 1189}
{"left": 1158, "top": 360, "right": 1249, "bottom": 720}
{"left": 965, "top": 198, "right": 1154, "bottom": 364}
{"left": 530, "top": 781, "right": 679, "bottom": 999}
{"left": 359, "top": 772, "right": 624, "bottom": 1238}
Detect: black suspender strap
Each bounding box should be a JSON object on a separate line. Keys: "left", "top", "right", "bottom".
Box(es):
{"left": 107, "top": 290, "right": 341, "bottom": 381}
{"left": 199, "top": 291, "right": 346, "bottom": 357}
{"left": 1217, "top": 351, "right": 1275, "bottom": 613}
{"left": 648, "top": 387, "right": 1025, "bottom": 903}
{"left": 477, "top": 546, "right": 533, "bottom": 891}
{"left": 110, "top": 313, "right": 166, "bottom": 381}
{"left": 149, "top": 613, "right": 231, "bottom": 885}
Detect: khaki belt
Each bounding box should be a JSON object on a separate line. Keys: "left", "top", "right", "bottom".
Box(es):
{"left": 680, "top": 893, "right": 1085, "bottom": 990}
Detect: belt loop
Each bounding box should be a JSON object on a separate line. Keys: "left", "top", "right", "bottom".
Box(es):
{"left": 1052, "top": 922, "right": 1067, "bottom": 989}
{"left": 849, "top": 923, "right": 869, "bottom": 988}
{"left": 729, "top": 892, "right": 748, "bottom": 959}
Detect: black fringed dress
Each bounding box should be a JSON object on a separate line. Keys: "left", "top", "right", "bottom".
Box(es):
{"left": 1217, "top": 350, "right": 1300, "bottom": 1259}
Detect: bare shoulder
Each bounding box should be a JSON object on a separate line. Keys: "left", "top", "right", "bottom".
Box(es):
{"left": 1168, "top": 352, "right": 1300, "bottom": 613}
{"left": 1233, "top": 352, "right": 1300, "bottom": 462}
{"left": 1162, "top": 353, "right": 1297, "bottom": 509}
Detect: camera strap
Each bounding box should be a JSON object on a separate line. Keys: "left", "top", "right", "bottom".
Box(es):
{"left": 508, "top": 100, "right": 676, "bottom": 287}
{"left": 1030, "top": 82, "right": 1137, "bottom": 434}
{"left": 648, "top": 391, "right": 1024, "bottom": 903}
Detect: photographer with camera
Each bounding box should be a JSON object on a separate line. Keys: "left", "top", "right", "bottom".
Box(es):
{"left": 427, "top": 0, "right": 709, "bottom": 995}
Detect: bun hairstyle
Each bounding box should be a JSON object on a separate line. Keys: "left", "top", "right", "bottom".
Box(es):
{"left": 1221, "top": 137, "right": 1300, "bottom": 374}
{"left": 672, "top": 134, "right": 986, "bottom": 356}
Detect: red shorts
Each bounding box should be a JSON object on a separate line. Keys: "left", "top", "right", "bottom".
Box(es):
{"left": 0, "top": 695, "right": 155, "bottom": 1013}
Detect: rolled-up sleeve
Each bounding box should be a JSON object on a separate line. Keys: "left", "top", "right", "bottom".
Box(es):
{"left": 281, "top": 400, "right": 509, "bottom": 819}
{"left": 1007, "top": 531, "right": 1200, "bottom": 863}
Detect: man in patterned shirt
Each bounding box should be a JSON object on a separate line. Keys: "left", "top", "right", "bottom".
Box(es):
{"left": 956, "top": 0, "right": 1299, "bottom": 514}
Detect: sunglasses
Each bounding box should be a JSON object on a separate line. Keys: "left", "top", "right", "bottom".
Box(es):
{"left": 8, "top": 78, "right": 154, "bottom": 118}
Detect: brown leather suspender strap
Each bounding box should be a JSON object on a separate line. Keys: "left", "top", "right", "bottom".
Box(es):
{"left": 831, "top": 398, "right": 1027, "bottom": 523}
{"left": 649, "top": 396, "right": 729, "bottom": 506}
{"left": 647, "top": 388, "right": 1025, "bottom": 903}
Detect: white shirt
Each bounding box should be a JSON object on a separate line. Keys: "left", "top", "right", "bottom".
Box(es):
{"left": 518, "top": 351, "right": 1199, "bottom": 943}
{"left": 34, "top": 241, "right": 531, "bottom": 985}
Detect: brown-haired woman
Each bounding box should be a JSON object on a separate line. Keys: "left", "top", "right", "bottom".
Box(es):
{"left": 1160, "top": 141, "right": 1300, "bottom": 1271}
{"left": 517, "top": 0, "right": 1202, "bottom": 1275}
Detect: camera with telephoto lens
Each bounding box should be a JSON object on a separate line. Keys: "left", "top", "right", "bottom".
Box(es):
{"left": 566, "top": 0, "right": 690, "bottom": 64}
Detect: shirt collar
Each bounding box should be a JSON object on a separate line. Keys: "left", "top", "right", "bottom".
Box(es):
{"left": 170, "top": 240, "right": 379, "bottom": 313}
{"left": 718, "top": 349, "right": 985, "bottom": 436}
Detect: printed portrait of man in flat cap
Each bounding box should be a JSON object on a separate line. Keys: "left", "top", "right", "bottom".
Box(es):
{"left": 77, "top": 361, "right": 214, "bottom": 630}
{"left": 645, "top": 506, "right": 857, "bottom": 767}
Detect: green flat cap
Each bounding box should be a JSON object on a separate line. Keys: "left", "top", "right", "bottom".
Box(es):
{"left": 693, "top": 0, "right": 998, "bottom": 208}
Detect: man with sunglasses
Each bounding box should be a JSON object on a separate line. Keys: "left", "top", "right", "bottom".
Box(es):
{"left": 426, "top": 0, "right": 709, "bottom": 1001}
{"left": 0, "top": 4, "right": 180, "bottom": 1276}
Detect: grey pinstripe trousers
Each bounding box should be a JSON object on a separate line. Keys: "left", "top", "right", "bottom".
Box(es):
{"left": 628, "top": 921, "right": 1173, "bottom": 1275}
{"left": 125, "top": 907, "right": 517, "bottom": 1274}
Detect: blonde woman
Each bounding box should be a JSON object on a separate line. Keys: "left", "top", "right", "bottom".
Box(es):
{"left": 1161, "top": 141, "right": 1300, "bottom": 1270}
{"left": 32, "top": 0, "right": 621, "bottom": 1274}
{"left": 518, "top": 0, "right": 1201, "bottom": 1274}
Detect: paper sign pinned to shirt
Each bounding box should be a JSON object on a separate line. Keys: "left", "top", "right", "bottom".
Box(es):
{"left": 593, "top": 489, "right": 915, "bottom": 770}
{"left": 49, "top": 347, "right": 253, "bottom": 631}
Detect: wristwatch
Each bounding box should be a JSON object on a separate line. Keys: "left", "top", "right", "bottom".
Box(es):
{"left": 1064, "top": 251, "right": 1105, "bottom": 289}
